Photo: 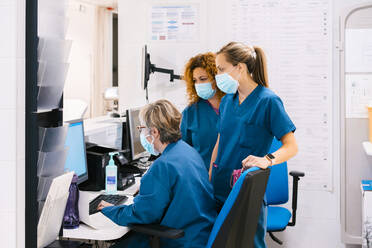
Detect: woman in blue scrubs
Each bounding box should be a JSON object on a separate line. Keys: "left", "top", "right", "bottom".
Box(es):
{"left": 98, "top": 99, "right": 217, "bottom": 248}
{"left": 209, "top": 42, "right": 298, "bottom": 248}
{"left": 181, "top": 53, "right": 225, "bottom": 170}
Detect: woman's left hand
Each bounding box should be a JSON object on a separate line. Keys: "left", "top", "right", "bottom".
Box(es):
{"left": 97, "top": 200, "right": 114, "bottom": 211}
{"left": 242, "top": 155, "right": 271, "bottom": 170}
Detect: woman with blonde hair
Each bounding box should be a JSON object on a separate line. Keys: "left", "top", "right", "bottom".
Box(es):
{"left": 98, "top": 99, "right": 217, "bottom": 248}
{"left": 181, "top": 52, "right": 225, "bottom": 170}
{"left": 210, "top": 42, "right": 298, "bottom": 247}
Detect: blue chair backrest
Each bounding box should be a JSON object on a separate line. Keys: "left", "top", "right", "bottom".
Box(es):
{"left": 266, "top": 138, "right": 289, "bottom": 205}
{"left": 206, "top": 167, "right": 262, "bottom": 248}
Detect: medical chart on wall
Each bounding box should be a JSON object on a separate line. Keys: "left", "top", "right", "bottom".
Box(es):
{"left": 149, "top": 5, "right": 199, "bottom": 42}
{"left": 228, "top": 0, "right": 333, "bottom": 191}
{"left": 345, "top": 29, "right": 372, "bottom": 118}
{"left": 345, "top": 29, "right": 372, "bottom": 73}
{"left": 346, "top": 74, "right": 372, "bottom": 118}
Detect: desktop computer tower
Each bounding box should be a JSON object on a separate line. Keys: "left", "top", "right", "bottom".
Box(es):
{"left": 79, "top": 144, "right": 116, "bottom": 191}
{"left": 79, "top": 143, "right": 135, "bottom": 191}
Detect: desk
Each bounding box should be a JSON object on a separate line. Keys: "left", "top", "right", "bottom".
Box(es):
{"left": 62, "top": 179, "right": 141, "bottom": 241}
{"left": 62, "top": 221, "right": 130, "bottom": 241}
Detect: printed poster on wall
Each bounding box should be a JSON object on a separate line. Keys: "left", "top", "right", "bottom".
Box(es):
{"left": 149, "top": 5, "right": 199, "bottom": 42}
{"left": 345, "top": 74, "right": 372, "bottom": 118}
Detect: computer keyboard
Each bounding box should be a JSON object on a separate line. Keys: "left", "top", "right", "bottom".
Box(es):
{"left": 89, "top": 194, "right": 128, "bottom": 215}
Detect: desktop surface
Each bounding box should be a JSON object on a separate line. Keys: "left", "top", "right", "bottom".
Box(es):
{"left": 62, "top": 157, "right": 149, "bottom": 242}
{"left": 62, "top": 188, "right": 137, "bottom": 241}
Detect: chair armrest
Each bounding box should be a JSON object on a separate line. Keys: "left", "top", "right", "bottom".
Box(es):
{"left": 289, "top": 171, "right": 305, "bottom": 177}
{"left": 130, "top": 224, "right": 185, "bottom": 239}
{"left": 288, "top": 170, "right": 304, "bottom": 227}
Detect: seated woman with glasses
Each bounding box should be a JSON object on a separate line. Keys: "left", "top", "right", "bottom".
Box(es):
{"left": 97, "top": 99, "right": 217, "bottom": 248}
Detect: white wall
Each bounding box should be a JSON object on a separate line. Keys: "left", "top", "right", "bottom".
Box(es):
{"left": 0, "top": 0, "right": 25, "bottom": 247}
{"left": 118, "top": 0, "right": 372, "bottom": 247}
{"left": 118, "top": 0, "right": 209, "bottom": 111}
{"left": 64, "top": 1, "right": 96, "bottom": 118}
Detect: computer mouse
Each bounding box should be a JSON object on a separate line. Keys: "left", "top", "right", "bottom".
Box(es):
{"left": 110, "top": 112, "right": 120, "bottom": 118}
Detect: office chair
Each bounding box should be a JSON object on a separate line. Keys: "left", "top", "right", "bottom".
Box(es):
{"left": 130, "top": 167, "right": 271, "bottom": 248}
{"left": 266, "top": 138, "right": 305, "bottom": 245}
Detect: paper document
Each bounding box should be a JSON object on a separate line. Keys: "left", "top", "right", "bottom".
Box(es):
{"left": 38, "top": 172, "right": 73, "bottom": 248}
{"left": 345, "top": 74, "right": 372, "bottom": 118}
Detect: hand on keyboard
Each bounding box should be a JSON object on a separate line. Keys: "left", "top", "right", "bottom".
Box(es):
{"left": 97, "top": 200, "right": 113, "bottom": 211}
{"left": 89, "top": 194, "right": 128, "bottom": 215}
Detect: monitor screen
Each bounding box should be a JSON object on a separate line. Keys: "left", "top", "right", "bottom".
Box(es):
{"left": 64, "top": 120, "right": 88, "bottom": 184}
{"left": 128, "top": 108, "right": 146, "bottom": 160}
{"left": 141, "top": 45, "right": 151, "bottom": 90}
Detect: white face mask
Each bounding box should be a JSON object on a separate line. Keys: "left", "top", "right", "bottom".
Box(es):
{"left": 140, "top": 129, "right": 159, "bottom": 156}
{"left": 195, "top": 82, "right": 216, "bottom": 100}
{"left": 215, "top": 67, "right": 239, "bottom": 94}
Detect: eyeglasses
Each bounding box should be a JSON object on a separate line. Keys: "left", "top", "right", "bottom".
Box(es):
{"left": 136, "top": 125, "right": 147, "bottom": 133}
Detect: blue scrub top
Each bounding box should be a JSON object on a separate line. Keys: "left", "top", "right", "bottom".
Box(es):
{"left": 102, "top": 139, "right": 217, "bottom": 248}
{"left": 181, "top": 99, "right": 219, "bottom": 171}
{"left": 212, "top": 85, "right": 296, "bottom": 204}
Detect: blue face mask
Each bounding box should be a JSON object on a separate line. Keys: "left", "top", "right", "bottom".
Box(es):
{"left": 195, "top": 82, "right": 216, "bottom": 100}
{"left": 215, "top": 69, "right": 239, "bottom": 94}
{"left": 140, "top": 132, "right": 159, "bottom": 156}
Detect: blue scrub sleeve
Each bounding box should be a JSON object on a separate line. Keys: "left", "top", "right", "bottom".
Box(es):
{"left": 269, "top": 96, "right": 296, "bottom": 140}
{"left": 180, "top": 110, "right": 193, "bottom": 146}
{"left": 101, "top": 172, "right": 171, "bottom": 226}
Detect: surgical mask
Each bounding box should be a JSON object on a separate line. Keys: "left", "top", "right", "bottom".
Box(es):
{"left": 195, "top": 82, "right": 216, "bottom": 100}
{"left": 140, "top": 132, "right": 159, "bottom": 156}
{"left": 215, "top": 67, "right": 239, "bottom": 94}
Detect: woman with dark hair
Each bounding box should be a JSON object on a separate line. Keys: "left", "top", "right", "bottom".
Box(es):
{"left": 181, "top": 52, "right": 225, "bottom": 170}
{"left": 209, "top": 42, "right": 298, "bottom": 247}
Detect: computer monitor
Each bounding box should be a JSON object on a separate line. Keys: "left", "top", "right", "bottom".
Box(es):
{"left": 141, "top": 45, "right": 151, "bottom": 90}
{"left": 64, "top": 120, "right": 89, "bottom": 184}
{"left": 127, "top": 107, "right": 146, "bottom": 160}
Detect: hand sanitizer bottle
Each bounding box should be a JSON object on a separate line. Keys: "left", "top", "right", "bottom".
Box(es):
{"left": 106, "top": 152, "right": 118, "bottom": 194}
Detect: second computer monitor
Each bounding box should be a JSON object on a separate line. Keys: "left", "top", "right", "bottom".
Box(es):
{"left": 127, "top": 107, "right": 146, "bottom": 160}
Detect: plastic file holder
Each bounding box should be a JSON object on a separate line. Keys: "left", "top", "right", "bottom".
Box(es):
{"left": 37, "top": 176, "right": 54, "bottom": 202}
{"left": 37, "top": 149, "right": 68, "bottom": 177}
{"left": 38, "top": 0, "right": 68, "bottom": 17}
{"left": 37, "top": 61, "right": 69, "bottom": 86}
{"left": 37, "top": 172, "right": 74, "bottom": 248}
{"left": 38, "top": 200, "right": 45, "bottom": 218}
{"left": 38, "top": 38, "right": 72, "bottom": 63}
{"left": 39, "top": 126, "right": 68, "bottom": 152}
{"left": 37, "top": 61, "right": 46, "bottom": 85}
{"left": 38, "top": 13, "right": 69, "bottom": 39}
{"left": 37, "top": 85, "right": 65, "bottom": 111}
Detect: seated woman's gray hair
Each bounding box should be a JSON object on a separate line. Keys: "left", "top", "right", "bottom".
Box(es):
{"left": 139, "top": 99, "right": 182, "bottom": 144}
